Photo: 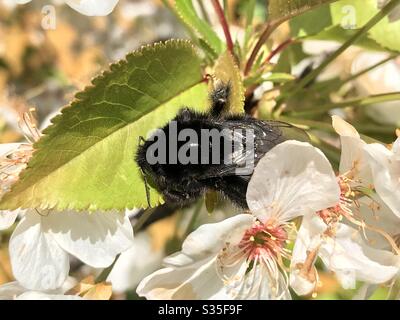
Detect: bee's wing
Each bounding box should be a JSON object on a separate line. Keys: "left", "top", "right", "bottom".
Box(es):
{"left": 199, "top": 120, "right": 309, "bottom": 179}
{"left": 263, "top": 120, "right": 310, "bottom": 143}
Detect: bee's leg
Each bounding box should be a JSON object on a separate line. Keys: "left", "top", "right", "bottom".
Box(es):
{"left": 210, "top": 82, "right": 231, "bottom": 117}
{"left": 137, "top": 135, "right": 152, "bottom": 208}
{"left": 140, "top": 167, "right": 152, "bottom": 208}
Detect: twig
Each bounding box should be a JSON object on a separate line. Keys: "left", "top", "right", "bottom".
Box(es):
{"left": 341, "top": 53, "right": 398, "bottom": 86}
{"left": 244, "top": 21, "right": 282, "bottom": 75}
{"left": 211, "top": 0, "right": 234, "bottom": 56}
{"left": 264, "top": 38, "right": 295, "bottom": 64}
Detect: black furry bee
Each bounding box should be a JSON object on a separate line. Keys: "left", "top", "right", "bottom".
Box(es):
{"left": 136, "top": 83, "right": 307, "bottom": 209}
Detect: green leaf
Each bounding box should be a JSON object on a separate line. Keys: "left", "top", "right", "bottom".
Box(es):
{"left": 289, "top": 0, "right": 400, "bottom": 52}
{"left": 0, "top": 40, "right": 209, "bottom": 211}
{"left": 268, "top": 0, "right": 339, "bottom": 24}
{"left": 175, "top": 0, "right": 225, "bottom": 55}
{"left": 214, "top": 51, "right": 245, "bottom": 113}
{"left": 264, "top": 73, "right": 296, "bottom": 83}
{"left": 290, "top": 3, "right": 333, "bottom": 37}
{"left": 331, "top": 0, "right": 400, "bottom": 52}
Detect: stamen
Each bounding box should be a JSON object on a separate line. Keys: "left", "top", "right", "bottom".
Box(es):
{"left": 18, "top": 108, "right": 41, "bottom": 144}
{"left": 217, "top": 220, "right": 293, "bottom": 299}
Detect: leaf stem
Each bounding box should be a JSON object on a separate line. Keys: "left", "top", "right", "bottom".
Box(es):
{"left": 285, "top": 0, "right": 400, "bottom": 99}
{"left": 244, "top": 21, "right": 282, "bottom": 75}
{"left": 95, "top": 254, "right": 120, "bottom": 284}
{"left": 278, "top": 116, "right": 335, "bottom": 132}
{"left": 264, "top": 38, "right": 295, "bottom": 64}
{"left": 279, "top": 116, "right": 396, "bottom": 136}
{"left": 211, "top": 0, "right": 234, "bottom": 56}
{"left": 341, "top": 53, "right": 398, "bottom": 86}
{"left": 290, "top": 92, "right": 400, "bottom": 117}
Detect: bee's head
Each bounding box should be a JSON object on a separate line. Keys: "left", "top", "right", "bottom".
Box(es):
{"left": 136, "top": 136, "right": 165, "bottom": 187}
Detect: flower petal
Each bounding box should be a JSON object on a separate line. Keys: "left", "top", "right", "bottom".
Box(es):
{"left": 9, "top": 212, "right": 69, "bottom": 291}
{"left": 358, "top": 195, "right": 400, "bottom": 250}
{"left": 0, "top": 282, "right": 27, "bottom": 300}
{"left": 332, "top": 115, "right": 360, "bottom": 138}
{"left": 234, "top": 262, "right": 291, "bottom": 300}
{"left": 107, "top": 232, "right": 163, "bottom": 294}
{"left": 290, "top": 215, "right": 325, "bottom": 296}
{"left": 393, "top": 137, "right": 400, "bottom": 156}
{"left": 16, "top": 292, "right": 83, "bottom": 300}
{"left": 364, "top": 143, "right": 400, "bottom": 217}
{"left": 65, "top": 0, "right": 119, "bottom": 16}
{"left": 0, "top": 143, "right": 22, "bottom": 157}
{"left": 332, "top": 116, "right": 371, "bottom": 180}
{"left": 247, "top": 141, "right": 339, "bottom": 223}
{"left": 319, "top": 223, "right": 399, "bottom": 288}
{"left": 0, "top": 210, "right": 19, "bottom": 230}
{"left": 178, "top": 214, "right": 254, "bottom": 263}
{"left": 137, "top": 257, "right": 233, "bottom": 300}
{"left": 42, "top": 210, "right": 134, "bottom": 268}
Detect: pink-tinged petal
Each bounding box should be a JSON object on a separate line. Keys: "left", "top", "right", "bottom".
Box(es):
{"left": 364, "top": 143, "right": 400, "bottom": 217}
{"left": 9, "top": 212, "right": 69, "bottom": 291}
{"left": 247, "top": 141, "right": 339, "bottom": 223}
{"left": 65, "top": 0, "right": 119, "bottom": 16}
{"left": 42, "top": 210, "right": 134, "bottom": 268}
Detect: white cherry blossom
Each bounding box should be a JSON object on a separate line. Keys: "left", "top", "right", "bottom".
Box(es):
{"left": 364, "top": 138, "right": 400, "bottom": 218}
{"left": 290, "top": 117, "right": 400, "bottom": 296}
{"left": 0, "top": 111, "right": 135, "bottom": 291}
{"left": 0, "top": 279, "right": 82, "bottom": 300}
{"left": 8, "top": 209, "right": 134, "bottom": 291}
